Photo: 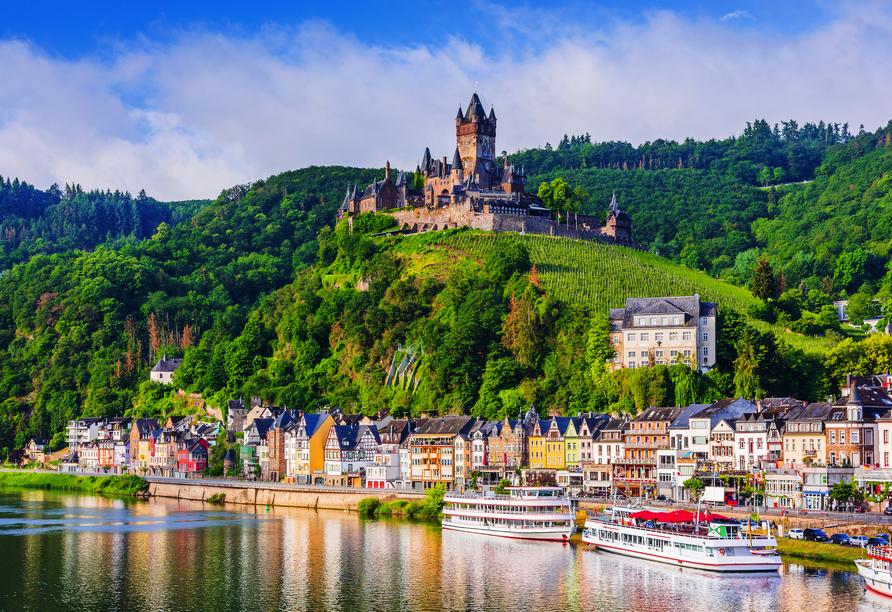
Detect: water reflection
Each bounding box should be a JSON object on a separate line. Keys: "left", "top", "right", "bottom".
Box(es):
{"left": 0, "top": 488, "right": 890, "bottom": 612}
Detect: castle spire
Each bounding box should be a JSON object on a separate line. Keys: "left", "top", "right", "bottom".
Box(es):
{"left": 456, "top": 105, "right": 463, "bottom": 120}
{"left": 610, "top": 192, "right": 618, "bottom": 213}
{"left": 451, "top": 147, "right": 463, "bottom": 173}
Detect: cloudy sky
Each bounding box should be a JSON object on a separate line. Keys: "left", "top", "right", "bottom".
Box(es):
{"left": 1, "top": 0, "right": 891, "bottom": 200}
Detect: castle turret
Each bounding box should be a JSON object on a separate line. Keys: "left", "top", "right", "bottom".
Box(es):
{"left": 451, "top": 148, "right": 463, "bottom": 179}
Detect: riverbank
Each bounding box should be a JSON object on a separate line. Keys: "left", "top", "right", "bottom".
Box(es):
{"left": 148, "top": 481, "right": 425, "bottom": 510}
{"left": 777, "top": 538, "right": 862, "bottom": 563}
{"left": 0, "top": 472, "right": 148, "bottom": 496}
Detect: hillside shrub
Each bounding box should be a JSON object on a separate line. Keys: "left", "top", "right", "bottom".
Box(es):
{"left": 357, "top": 497, "right": 380, "bottom": 516}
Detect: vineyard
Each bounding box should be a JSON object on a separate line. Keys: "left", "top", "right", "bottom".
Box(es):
{"left": 396, "top": 230, "right": 836, "bottom": 355}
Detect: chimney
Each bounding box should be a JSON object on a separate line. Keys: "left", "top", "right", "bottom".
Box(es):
{"left": 755, "top": 400, "right": 762, "bottom": 413}
{"left": 162, "top": 354, "right": 167, "bottom": 361}
{"left": 385, "top": 161, "right": 391, "bottom": 181}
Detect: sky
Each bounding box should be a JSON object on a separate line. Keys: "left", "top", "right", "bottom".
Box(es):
{"left": 1, "top": 1, "right": 891, "bottom": 200}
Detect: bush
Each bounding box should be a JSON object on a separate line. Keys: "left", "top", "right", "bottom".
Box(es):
{"left": 403, "top": 501, "right": 424, "bottom": 518}
{"left": 420, "top": 483, "right": 446, "bottom": 518}
{"left": 357, "top": 497, "right": 381, "bottom": 516}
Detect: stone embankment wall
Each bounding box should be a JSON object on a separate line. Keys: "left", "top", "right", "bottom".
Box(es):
{"left": 148, "top": 482, "right": 425, "bottom": 511}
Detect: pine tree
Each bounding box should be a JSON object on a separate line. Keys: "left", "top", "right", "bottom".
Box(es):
{"left": 751, "top": 257, "right": 776, "bottom": 300}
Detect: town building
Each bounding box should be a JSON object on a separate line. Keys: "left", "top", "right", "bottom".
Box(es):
{"left": 828, "top": 385, "right": 888, "bottom": 467}
{"left": 410, "top": 417, "right": 474, "bottom": 490}
{"left": 613, "top": 407, "right": 683, "bottom": 498}
{"left": 608, "top": 295, "right": 717, "bottom": 372}
{"left": 780, "top": 403, "right": 836, "bottom": 469}
{"left": 322, "top": 425, "right": 380, "bottom": 487}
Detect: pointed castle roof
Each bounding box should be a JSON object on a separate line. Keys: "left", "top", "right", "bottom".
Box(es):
{"left": 462, "top": 93, "right": 487, "bottom": 123}
{"left": 451, "top": 148, "right": 463, "bottom": 172}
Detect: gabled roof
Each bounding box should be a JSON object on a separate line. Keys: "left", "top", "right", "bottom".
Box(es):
{"left": 634, "top": 406, "right": 684, "bottom": 423}
{"left": 133, "top": 418, "right": 161, "bottom": 435}
{"left": 669, "top": 404, "right": 711, "bottom": 428}
{"left": 251, "top": 418, "right": 274, "bottom": 439}
{"left": 301, "top": 413, "right": 331, "bottom": 439}
{"left": 151, "top": 356, "right": 182, "bottom": 373}
{"left": 421, "top": 147, "right": 432, "bottom": 171}
{"left": 413, "top": 416, "right": 475, "bottom": 437}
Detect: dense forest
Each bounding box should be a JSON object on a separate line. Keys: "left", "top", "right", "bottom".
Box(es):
{"left": 1, "top": 117, "right": 892, "bottom": 455}
{"left": 0, "top": 177, "right": 211, "bottom": 271}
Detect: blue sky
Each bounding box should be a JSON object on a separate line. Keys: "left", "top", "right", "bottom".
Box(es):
{"left": 1, "top": 1, "right": 890, "bottom": 199}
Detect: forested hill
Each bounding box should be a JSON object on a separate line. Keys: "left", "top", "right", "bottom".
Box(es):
{"left": 515, "top": 120, "right": 892, "bottom": 296}
{"left": 0, "top": 165, "right": 387, "bottom": 450}
{"left": 0, "top": 178, "right": 213, "bottom": 272}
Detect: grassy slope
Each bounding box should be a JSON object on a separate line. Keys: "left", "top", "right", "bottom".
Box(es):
{"left": 0, "top": 472, "right": 148, "bottom": 496}
{"left": 397, "top": 230, "right": 834, "bottom": 355}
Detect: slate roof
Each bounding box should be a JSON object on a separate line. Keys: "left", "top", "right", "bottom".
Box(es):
{"left": 633, "top": 406, "right": 685, "bottom": 423}
{"left": 669, "top": 404, "right": 711, "bottom": 429}
{"left": 451, "top": 148, "right": 463, "bottom": 172}
{"left": 301, "top": 413, "right": 330, "bottom": 439}
{"left": 330, "top": 425, "right": 380, "bottom": 450}
{"left": 833, "top": 386, "right": 892, "bottom": 409}
{"left": 413, "top": 416, "right": 475, "bottom": 437}
{"left": 251, "top": 418, "right": 274, "bottom": 440}
{"left": 151, "top": 356, "right": 182, "bottom": 373}
{"left": 617, "top": 296, "right": 709, "bottom": 328}
{"left": 461, "top": 93, "right": 487, "bottom": 123}
{"left": 133, "top": 418, "right": 161, "bottom": 436}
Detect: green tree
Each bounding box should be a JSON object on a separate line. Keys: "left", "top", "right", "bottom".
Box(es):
{"left": 684, "top": 477, "right": 705, "bottom": 501}
{"left": 751, "top": 257, "right": 776, "bottom": 300}
{"left": 846, "top": 291, "right": 880, "bottom": 326}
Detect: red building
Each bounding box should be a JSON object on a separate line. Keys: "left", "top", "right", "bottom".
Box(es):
{"left": 177, "top": 439, "right": 209, "bottom": 473}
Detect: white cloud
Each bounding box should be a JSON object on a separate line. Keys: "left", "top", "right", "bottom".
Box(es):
{"left": 1, "top": 8, "right": 892, "bottom": 200}
{"left": 721, "top": 10, "right": 754, "bottom": 21}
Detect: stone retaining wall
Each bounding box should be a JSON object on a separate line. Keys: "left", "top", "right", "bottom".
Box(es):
{"left": 148, "top": 482, "right": 425, "bottom": 511}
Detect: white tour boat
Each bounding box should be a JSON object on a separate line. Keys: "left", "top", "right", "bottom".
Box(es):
{"left": 582, "top": 505, "right": 782, "bottom": 572}
{"left": 855, "top": 545, "right": 892, "bottom": 598}
{"left": 442, "top": 486, "right": 575, "bottom": 541}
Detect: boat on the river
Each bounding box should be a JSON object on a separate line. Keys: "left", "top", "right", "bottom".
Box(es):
{"left": 581, "top": 505, "right": 782, "bottom": 572}
{"left": 441, "top": 486, "right": 575, "bottom": 541}
{"left": 855, "top": 545, "right": 892, "bottom": 597}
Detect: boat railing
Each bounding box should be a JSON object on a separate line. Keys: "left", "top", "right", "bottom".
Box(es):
{"left": 445, "top": 505, "right": 572, "bottom": 515}
{"left": 587, "top": 520, "right": 775, "bottom": 543}
{"left": 867, "top": 545, "right": 892, "bottom": 560}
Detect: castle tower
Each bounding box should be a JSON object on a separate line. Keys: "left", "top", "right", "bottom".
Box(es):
{"left": 456, "top": 93, "right": 496, "bottom": 188}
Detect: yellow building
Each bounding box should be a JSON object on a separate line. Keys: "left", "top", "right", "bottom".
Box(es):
{"left": 289, "top": 412, "right": 335, "bottom": 485}
{"left": 781, "top": 404, "right": 834, "bottom": 469}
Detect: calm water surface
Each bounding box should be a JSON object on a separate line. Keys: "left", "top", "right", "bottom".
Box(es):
{"left": 0, "top": 488, "right": 889, "bottom": 612}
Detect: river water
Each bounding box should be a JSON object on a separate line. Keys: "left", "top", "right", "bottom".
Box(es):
{"left": 0, "top": 489, "right": 889, "bottom": 612}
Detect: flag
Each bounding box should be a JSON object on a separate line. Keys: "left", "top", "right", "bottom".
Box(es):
{"left": 781, "top": 509, "right": 786, "bottom": 518}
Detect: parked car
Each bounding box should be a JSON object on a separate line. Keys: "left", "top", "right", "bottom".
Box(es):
{"left": 804, "top": 528, "right": 829, "bottom": 542}
{"left": 788, "top": 529, "right": 805, "bottom": 540}
{"left": 829, "top": 533, "right": 851, "bottom": 546}
{"left": 868, "top": 537, "right": 890, "bottom": 546}
{"left": 878, "top": 533, "right": 890, "bottom": 541}
{"left": 850, "top": 535, "right": 869, "bottom": 547}
{"left": 884, "top": 507, "right": 892, "bottom": 516}
{"left": 656, "top": 494, "right": 667, "bottom": 501}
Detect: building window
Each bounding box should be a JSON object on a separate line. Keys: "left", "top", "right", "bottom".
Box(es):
{"left": 673, "top": 317, "right": 680, "bottom": 325}
{"left": 683, "top": 350, "right": 692, "bottom": 358}
{"left": 851, "top": 430, "right": 859, "bottom": 444}
{"left": 683, "top": 332, "right": 692, "bottom": 340}
{"left": 640, "top": 333, "right": 649, "bottom": 341}
{"left": 840, "top": 431, "right": 845, "bottom": 445}
{"left": 654, "top": 332, "right": 663, "bottom": 342}
{"left": 702, "top": 332, "right": 708, "bottom": 341}
{"left": 628, "top": 351, "right": 636, "bottom": 358}
{"left": 627, "top": 333, "right": 636, "bottom": 342}
{"left": 669, "top": 332, "right": 678, "bottom": 341}
{"left": 650, "top": 318, "right": 657, "bottom": 325}
{"left": 702, "top": 317, "right": 708, "bottom": 326}
{"left": 613, "top": 335, "right": 619, "bottom": 345}
{"left": 638, "top": 318, "right": 646, "bottom": 326}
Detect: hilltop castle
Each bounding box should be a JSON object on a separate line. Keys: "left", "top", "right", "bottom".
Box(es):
{"left": 339, "top": 92, "right": 635, "bottom": 245}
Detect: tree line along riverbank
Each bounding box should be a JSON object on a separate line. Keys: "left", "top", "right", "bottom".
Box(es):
{"left": 0, "top": 472, "right": 149, "bottom": 496}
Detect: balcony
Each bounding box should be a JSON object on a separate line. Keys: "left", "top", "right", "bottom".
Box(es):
{"left": 614, "top": 458, "right": 657, "bottom": 465}
{"left": 623, "top": 443, "right": 669, "bottom": 450}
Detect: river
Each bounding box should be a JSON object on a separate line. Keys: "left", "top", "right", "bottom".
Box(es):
{"left": 0, "top": 488, "right": 889, "bottom": 612}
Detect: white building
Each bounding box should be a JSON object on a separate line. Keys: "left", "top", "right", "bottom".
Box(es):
{"left": 366, "top": 444, "right": 401, "bottom": 489}
{"left": 609, "top": 295, "right": 717, "bottom": 372}
{"left": 149, "top": 354, "right": 182, "bottom": 384}
{"left": 686, "top": 399, "right": 757, "bottom": 469}
{"left": 66, "top": 418, "right": 107, "bottom": 449}
{"left": 592, "top": 418, "right": 626, "bottom": 465}
{"left": 709, "top": 418, "right": 738, "bottom": 472}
